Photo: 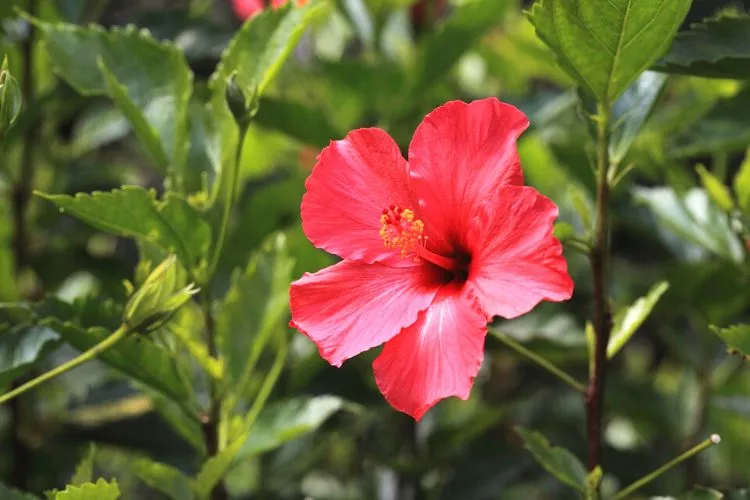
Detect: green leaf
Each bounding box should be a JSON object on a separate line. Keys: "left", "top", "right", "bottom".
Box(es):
{"left": 238, "top": 395, "right": 346, "bottom": 459}
{"left": 37, "top": 187, "right": 210, "bottom": 273}
{"left": 516, "top": 427, "right": 586, "bottom": 492}
{"left": 608, "top": 281, "right": 669, "bottom": 359}
{"left": 35, "top": 21, "right": 192, "bottom": 172}
{"left": 413, "top": 0, "right": 511, "bottom": 92}
{"left": 0, "top": 325, "right": 60, "bottom": 388}
{"left": 670, "top": 87, "right": 750, "bottom": 158}
{"left": 609, "top": 71, "right": 666, "bottom": 165}
{"left": 655, "top": 13, "right": 750, "bottom": 79}
{"left": 733, "top": 148, "right": 750, "bottom": 214}
{"left": 253, "top": 97, "right": 340, "bottom": 147}
{"left": 696, "top": 164, "right": 734, "bottom": 212}
{"left": 0, "top": 482, "right": 39, "bottom": 500}
{"left": 585, "top": 466, "right": 602, "bottom": 500}
{"left": 130, "top": 457, "right": 195, "bottom": 500}
{"left": 682, "top": 487, "right": 725, "bottom": 500}
{"left": 53, "top": 479, "right": 120, "bottom": 500}
{"left": 204, "top": 0, "right": 327, "bottom": 205}
{"left": 217, "top": 233, "right": 294, "bottom": 391}
{"left": 70, "top": 444, "right": 96, "bottom": 486}
{"left": 44, "top": 319, "right": 196, "bottom": 412}
{"left": 711, "top": 324, "right": 750, "bottom": 357}
{"left": 529, "top": 0, "right": 690, "bottom": 103}
{"left": 633, "top": 187, "right": 744, "bottom": 263}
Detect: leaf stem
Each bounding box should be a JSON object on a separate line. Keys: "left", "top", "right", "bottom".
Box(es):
{"left": 492, "top": 330, "right": 586, "bottom": 393}
{"left": 242, "top": 332, "right": 288, "bottom": 431}
{"left": 0, "top": 324, "right": 131, "bottom": 406}
{"left": 586, "top": 103, "right": 613, "bottom": 473}
{"left": 205, "top": 122, "right": 249, "bottom": 282}
{"left": 612, "top": 435, "right": 721, "bottom": 500}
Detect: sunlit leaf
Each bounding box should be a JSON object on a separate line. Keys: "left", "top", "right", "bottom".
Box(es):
{"left": 53, "top": 479, "right": 120, "bottom": 500}
{"left": 711, "top": 324, "right": 750, "bottom": 357}
{"left": 529, "top": 0, "right": 690, "bottom": 103}
{"left": 608, "top": 281, "right": 669, "bottom": 359}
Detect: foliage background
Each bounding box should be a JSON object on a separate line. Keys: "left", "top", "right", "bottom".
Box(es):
{"left": 1, "top": 0, "right": 750, "bottom": 498}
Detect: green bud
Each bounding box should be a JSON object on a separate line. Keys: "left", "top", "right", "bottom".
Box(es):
{"left": 0, "top": 56, "right": 22, "bottom": 136}
{"left": 124, "top": 255, "right": 199, "bottom": 333}
{"left": 225, "top": 73, "right": 259, "bottom": 127}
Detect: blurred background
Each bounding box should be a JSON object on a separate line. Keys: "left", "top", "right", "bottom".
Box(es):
{"left": 3, "top": 0, "right": 750, "bottom": 498}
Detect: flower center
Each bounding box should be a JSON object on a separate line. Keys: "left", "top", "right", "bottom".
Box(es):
{"left": 379, "top": 205, "right": 458, "bottom": 272}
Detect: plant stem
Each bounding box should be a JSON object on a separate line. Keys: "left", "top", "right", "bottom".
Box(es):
{"left": 0, "top": 325, "right": 131, "bottom": 406}
{"left": 242, "top": 334, "right": 287, "bottom": 431}
{"left": 8, "top": 1, "right": 38, "bottom": 488}
{"left": 205, "top": 123, "right": 248, "bottom": 282}
{"left": 493, "top": 330, "right": 586, "bottom": 393}
{"left": 586, "top": 103, "right": 613, "bottom": 472}
{"left": 200, "top": 294, "right": 228, "bottom": 500}
{"left": 612, "top": 435, "right": 721, "bottom": 500}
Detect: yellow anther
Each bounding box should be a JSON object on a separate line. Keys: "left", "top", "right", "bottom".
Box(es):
{"left": 379, "top": 205, "right": 425, "bottom": 259}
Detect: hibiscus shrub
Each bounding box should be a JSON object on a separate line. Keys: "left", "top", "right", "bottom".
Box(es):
{"left": 2, "top": 0, "right": 750, "bottom": 498}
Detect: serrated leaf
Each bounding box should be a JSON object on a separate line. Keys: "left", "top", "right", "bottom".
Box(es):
{"left": 608, "top": 281, "right": 669, "bottom": 359}
{"left": 0, "top": 325, "right": 60, "bottom": 387}
{"left": 54, "top": 479, "right": 120, "bottom": 500}
{"left": 529, "top": 0, "right": 690, "bottom": 103}
{"left": 733, "top": 148, "right": 750, "bottom": 214}
{"left": 70, "top": 444, "right": 96, "bottom": 486}
{"left": 516, "top": 427, "right": 586, "bottom": 492}
{"left": 711, "top": 324, "right": 750, "bottom": 357}
{"left": 217, "top": 233, "right": 294, "bottom": 391}
{"left": 130, "top": 457, "right": 195, "bottom": 500}
{"left": 696, "top": 165, "right": 734, "bottom": 212}
{"left": 37, "top": 187, "right": 210, "bottom": 273}
{"left": 670, "top": 87, "right": 750, "bottom": 158}
{"left": 655, "top": 14, "right": 750, "bottom": 79}
{"left": 238, "top": 395, "right": 346, "bottom": 459}
{"left": 253, "top": 97, "right": 340, "bottom": 147}
{"left": 44, "top": 319, "right": 196, "bottom": 412}
{"left": 36, "top": 21, "right": 192, "bottom": 172}
{"left": 413, "top": 0, "right": 511, "bottom": 92}
{"left": 633, "top": 187, "right": 744, "bottom": 263}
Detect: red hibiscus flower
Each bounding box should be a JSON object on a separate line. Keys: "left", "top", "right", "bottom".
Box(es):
{"left": 231, "top": 0, "right": 308, "bottom": 20}
{"left": 289, "top": 98, "right": 574, "bottom": 420}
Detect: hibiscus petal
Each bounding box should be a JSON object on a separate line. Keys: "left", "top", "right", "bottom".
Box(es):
{"left": 408, "top": 98, "right": 529, "bottom": 252}
{"left": 301, "top": 128, "right": 418, "bottom": 265}
{"left": 290, "top": 260, "right": 440, "bottom": 367}
{"left": 372, "top": 286, "right": 488, "bottom": 420}
{"left": 232, "top": 0, "right": 265, "bottom": 19}
{"left": 469, "top": 186, "right": 574, "bottom": 319}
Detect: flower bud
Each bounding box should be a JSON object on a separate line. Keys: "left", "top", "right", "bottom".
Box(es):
{"left": 225, "top": 73, "right": 259, "bottom": 127}
{"left": 124, "top": 255, "right": 199, "bottom": 333}
{"left": 0, "top": 56, "right": 22, "bottom": 136}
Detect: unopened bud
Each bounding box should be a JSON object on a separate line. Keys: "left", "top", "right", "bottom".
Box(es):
{"left": 124, "top": 255, "right": 199, "bottom": 333}
{"left": 225, "top": 73, "right": 259, "bottom": 127}
{"left": 0, "top": 56, "right": 22, "bottom": 136}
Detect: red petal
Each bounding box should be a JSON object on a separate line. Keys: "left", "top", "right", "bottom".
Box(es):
{"left": 301, "top": 128, "right": 417, "bottom": 265}
{"left": 290, "top": 260, "right": 440, "bottom": 367}
{"left": 468, "top": 186, "right": 574, "bottom": 319}
{"left": 372, "top": 285, "right": 488, "bottom": 421}
{"left": 232, "top": 0, "right": 265, "bottom": 19}
{"left": 408, "top": 98, "right": 529, "bottom": 253}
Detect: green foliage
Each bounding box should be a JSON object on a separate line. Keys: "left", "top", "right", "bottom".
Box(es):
{"left": 128, "top": 457, "right": 195, "bottom": 500}
{"left": 608, "top": 281, "right": 669, "bottom": 359}
{"left": 733, "top": 148, "right": 750, "bottom": 214}
{"left": 528, "top": 0, "right": 689, "bottom": 103}
{"left": 655, "top": 14, "right": 750, "bottom": 79}
{"left": 52, "top": 479, "right": 120, "bottom": 500}
{"left": 711, "top": 324, "right": 750, "bottom": 357}
{"left": 516, "top": 427, "right": 586, "bottom": 492}
{"left": 70, "top": 445, "right": 96, "bottom": 485}
{"left": 0, "top": 325, "right": 60, "bottom": 387}
{"left": 34, "top": 20, "right": 192, "bottom": 172}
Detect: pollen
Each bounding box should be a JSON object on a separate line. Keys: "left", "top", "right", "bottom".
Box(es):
{"left": 379, "top": 205, "right": 426, "bottom": 259}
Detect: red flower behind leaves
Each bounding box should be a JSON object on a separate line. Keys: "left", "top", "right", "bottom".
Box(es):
{"left": 231, "top": 0, "right": 308, "bottom": 20}
{"left": 289, "top": 98, "right": 574, "bottom": 420}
